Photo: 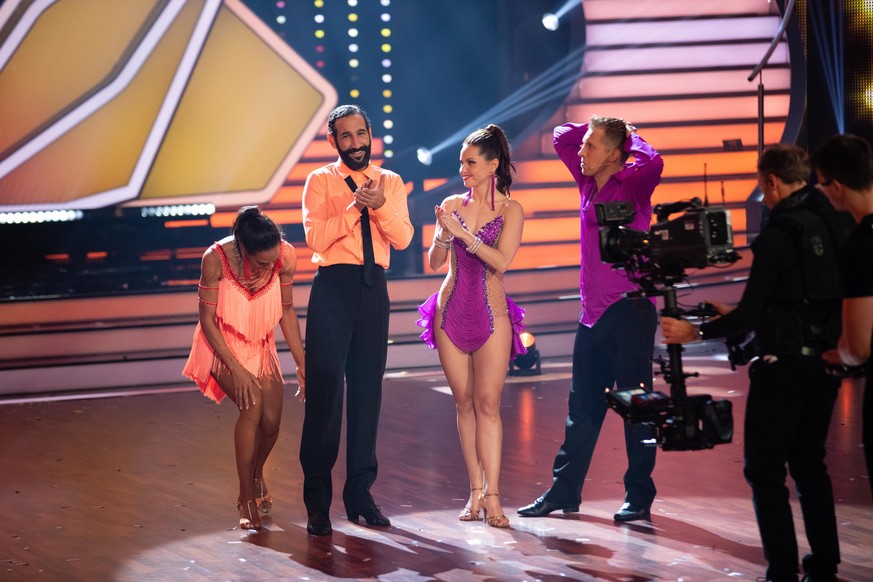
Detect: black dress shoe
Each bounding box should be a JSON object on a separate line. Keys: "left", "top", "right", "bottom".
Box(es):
{"left": 801, "top": 553, "right": 837, "bottom": 582}
{"left": 613, "top": 503, "right": 650, "bottom": 522}
{"left": 517, "top": 495, "right": 579, "bottom": 517}
{"left": 348, "top": 505, "right": 390, "bottom": 527}
{"left": 306, "top": 512, "right": 332, "bottom": 536}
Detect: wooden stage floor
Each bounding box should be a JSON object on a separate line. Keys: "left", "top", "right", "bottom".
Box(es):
{"left": 2, "top": 353, "right": 871, "bottom": 581}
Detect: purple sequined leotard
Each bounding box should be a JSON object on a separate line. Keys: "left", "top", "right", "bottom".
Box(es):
{"left": 417, "top": 204, "right": 526, "bottom": 359}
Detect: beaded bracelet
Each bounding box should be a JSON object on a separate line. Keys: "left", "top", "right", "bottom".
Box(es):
{"left": 467, "top": 236, "right": 483, "bottom": 255}
{"left": 433, "top": 235, "right": 453, "bottom": 249}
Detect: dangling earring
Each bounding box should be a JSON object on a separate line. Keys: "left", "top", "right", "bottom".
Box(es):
{"left": 464, "top": 186, "right": 473, "bottom": 206}
{"left": 490, "top": 173, "right": 496, "bottom": 211}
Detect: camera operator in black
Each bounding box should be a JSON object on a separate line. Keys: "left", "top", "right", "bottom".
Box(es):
{"left": 662, "top": 144, "right": 852, "bottom": 582}
{"left": 814, "top": 134, "right": 873, "bottom": 503}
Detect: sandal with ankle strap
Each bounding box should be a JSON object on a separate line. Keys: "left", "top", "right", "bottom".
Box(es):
{"left": 254, "top": 477, "right": 272, "bottom": 514}
{"left": 459, "top": 487, "right": 483, "bottom": 521}
{"left": 480, "top": 492, "right": 510, "bottom": 528}
{"left": 237, "top": 499, "right": 262, "bottom": 531}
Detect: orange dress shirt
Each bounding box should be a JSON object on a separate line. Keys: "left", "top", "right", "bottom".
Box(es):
{"left": 302, "top": 160, "right": 414, "bottom": 268}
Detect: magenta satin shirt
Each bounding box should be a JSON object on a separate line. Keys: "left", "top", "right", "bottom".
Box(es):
{"left": 553, "top": 122, "right": 664, "bottom": 327}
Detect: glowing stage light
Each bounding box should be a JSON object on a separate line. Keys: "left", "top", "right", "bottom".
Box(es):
{"left": 140, "top": 203, "right": 215, "bottom": 218}
{"left": 510, "top": 332, "right": 541, "bottom": 376}
{"left": 0, "top": 209, "right": 83, "bottom": 224}
{"left": 416, "top": 147, "right": 433, "bottom": 166}
{"left": 415, "top": 42, "right": 585, "bottom": 167}
{"left": 542, "top": 13, "right": 559, "bottom": 31}
{"left": 543, "top": 0, "right": 579, "bottom": 31}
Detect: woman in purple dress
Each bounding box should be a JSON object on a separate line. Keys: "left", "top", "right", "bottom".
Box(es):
{"left": 417, "top": 125, "right": 525, "bottom": 528}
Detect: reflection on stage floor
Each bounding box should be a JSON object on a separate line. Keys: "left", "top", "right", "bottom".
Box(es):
{"left": 1, "top": 355, "right": 871, "bottom": 581}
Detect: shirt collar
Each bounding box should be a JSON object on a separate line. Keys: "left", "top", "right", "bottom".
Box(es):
{"left": 334, "top": 159, "right": 374, "bottom": 180}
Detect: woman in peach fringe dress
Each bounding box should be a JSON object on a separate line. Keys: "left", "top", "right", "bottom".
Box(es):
{"left": 183, "top": 206, "right": 305, "bottom": 530}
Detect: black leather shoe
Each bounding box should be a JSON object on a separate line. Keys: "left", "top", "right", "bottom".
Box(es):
{"left": 306, "top": 512, "right": 332, "bottom": 536}
{"left": 613, "top": 503, "right": 650, "bottom": 522}
{"left": 348, "top": 505, "right": 390, "bottom": 527}
{"left": 517, "top": 495, "right": 579, "bottom": 517}
{"left": 801, "top": 553, "right": 837, "bottom": 582}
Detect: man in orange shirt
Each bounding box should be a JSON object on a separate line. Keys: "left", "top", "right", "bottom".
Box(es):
{"left": 299, "top": 105, "right": 413, "bottom": 536}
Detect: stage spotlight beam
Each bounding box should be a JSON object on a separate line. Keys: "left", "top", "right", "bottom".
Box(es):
{"left": 542, "top": 0, "right": 580, "bottom": 31}
{"left": 414, "top": 42, "right": 585, "bottom": 169}
{"left": 542, "top": 13, "right": 559, "bottom": 31}
{"left": 416, "top": 147, "right": 433, "bottom": 166}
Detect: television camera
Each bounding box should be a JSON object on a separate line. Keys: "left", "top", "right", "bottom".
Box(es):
{"left": 596, "top": 198, "right": 738, "bottom": 451}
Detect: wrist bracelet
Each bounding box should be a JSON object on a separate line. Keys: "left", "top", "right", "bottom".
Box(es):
{"left": 467, "top": 236, "right": 483, "bottom": 255}
{"left": 433, "top": 234, "right": 454, "bottom": 249}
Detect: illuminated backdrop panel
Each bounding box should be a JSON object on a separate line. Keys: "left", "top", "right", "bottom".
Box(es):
{"left": 0, "top": 0, "right": 337, "bottom": 211}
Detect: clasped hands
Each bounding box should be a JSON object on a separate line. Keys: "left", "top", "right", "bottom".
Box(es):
{"left": 433, "top": 205, "right": 466, "bottom": 242}
{"left": 354, "top": 175, "right": 387, "bottom": 211}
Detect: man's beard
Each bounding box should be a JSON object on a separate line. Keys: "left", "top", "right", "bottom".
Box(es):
{"left": 339, "top": 144, "right": 371, "bottom": 171}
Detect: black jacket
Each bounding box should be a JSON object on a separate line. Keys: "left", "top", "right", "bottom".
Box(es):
{"left": 702, "top": 186, "right": 851, "bottom": 356}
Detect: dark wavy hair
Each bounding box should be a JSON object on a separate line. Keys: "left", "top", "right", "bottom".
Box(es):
{"left": 232, "top": 206, "right": 283, "bottom": 255}
{"left": 463, "top": 124, "right": 516, "bottom": 194}
{"left": 327, "top": 104, "right": 371, "bottom": 138}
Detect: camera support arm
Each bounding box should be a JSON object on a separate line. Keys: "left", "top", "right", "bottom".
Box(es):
{"left": 611, "top": 281, "right": 735, "bottom": 450}
{"left": 627, "top": 282, "right": 697, "bottom": 401}
{"left": 658, "top": 284, "right": 690, "bottom": 401}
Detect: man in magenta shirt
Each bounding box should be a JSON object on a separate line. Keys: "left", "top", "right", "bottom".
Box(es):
{"left": 519, "top": 115, "right": 664, "bottom": 522}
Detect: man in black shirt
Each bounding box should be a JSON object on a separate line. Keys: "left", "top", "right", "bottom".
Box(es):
{"left": 661, "top": 144, "right": 847, "bottom": 582}
{"left": 814, "top": 134, "right": 873, "bottom": 502}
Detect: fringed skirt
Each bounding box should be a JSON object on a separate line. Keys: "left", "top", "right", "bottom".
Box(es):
{"left": 416, "top": 293, "right": 526, "bottom": 360}
{"left": 182, "top": 322, "right": 281, "bottom": 403}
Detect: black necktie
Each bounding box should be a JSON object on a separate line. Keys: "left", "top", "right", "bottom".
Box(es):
{"left": 344, "top": 176, "right": 376, "bottom": 286}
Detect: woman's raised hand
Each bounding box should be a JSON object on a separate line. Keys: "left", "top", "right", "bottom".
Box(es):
{"left": 436, "top": 206, "right": 466, "bottom": 240}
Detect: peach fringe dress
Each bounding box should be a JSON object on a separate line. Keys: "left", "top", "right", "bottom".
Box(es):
{"left": 182, "top": 242, "right": 285, "bottom": 403}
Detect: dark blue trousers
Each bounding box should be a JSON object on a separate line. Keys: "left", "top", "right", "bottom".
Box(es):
{"left": 744, "top": 356, "right": 841, "bottom": 581}
{"left": 299, "top": 265, "right": 389, "bottom": 516}
{"left": 545, "top": 297, "right": 658, "bottom": 508}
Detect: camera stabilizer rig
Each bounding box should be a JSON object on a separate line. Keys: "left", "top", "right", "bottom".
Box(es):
{"left": 595, "top": 199, "right": 738, "bottom": 451}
